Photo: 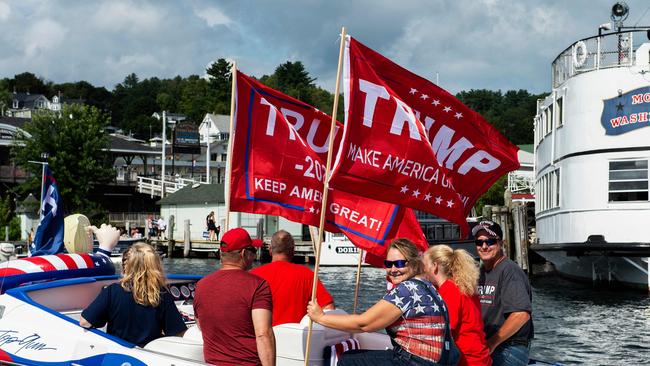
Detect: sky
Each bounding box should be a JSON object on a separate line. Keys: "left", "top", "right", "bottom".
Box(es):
{"left": 1, "top": 0, "right": 650, "bottom": 95}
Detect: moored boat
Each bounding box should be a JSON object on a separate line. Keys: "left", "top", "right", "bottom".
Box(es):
{"left": 530, "top": 3, "right": 650, "bottom": 289}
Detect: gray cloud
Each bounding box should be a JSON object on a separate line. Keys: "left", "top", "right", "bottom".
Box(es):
{"left": 0, "top": 0, "right": 648, "bottom": 94}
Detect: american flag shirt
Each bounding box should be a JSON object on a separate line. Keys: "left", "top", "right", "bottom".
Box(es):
{"left": 383, "top": 278, "right": 448, "bottom": 362}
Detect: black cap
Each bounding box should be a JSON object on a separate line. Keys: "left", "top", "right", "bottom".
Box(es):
{"left": 471, "top": 220, "right": 503, "bottom": 240}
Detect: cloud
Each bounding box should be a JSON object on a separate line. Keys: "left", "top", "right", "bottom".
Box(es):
{"left": 195, "top": 6, "right": 233, "bottom": 28}
{"left": 0, "top": 1, "right": 9, "bottom": 20}
{"left": 24, "top": 19, "right": 67, "bottom": 57}
{"left": 92, "top": 1, "right": 162, "bottom": 33}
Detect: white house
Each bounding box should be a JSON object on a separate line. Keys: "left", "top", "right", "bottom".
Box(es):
{"left": 199, "top": 113, "right": 230, "bottom": 143}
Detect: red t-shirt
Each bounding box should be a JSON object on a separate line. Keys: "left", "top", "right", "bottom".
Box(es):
{"left": 193, "top": 269, "right": 272, "bottom": 366}
{"left": 251, "top": 261, "right": 334, "bottom": 326}
{"left": 439, "top": 280, "right": 492, "bottom": 366}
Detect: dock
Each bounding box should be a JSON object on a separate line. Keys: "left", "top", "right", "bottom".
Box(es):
{"left": 148, "top": 238, "right": 317, "bottom": 262}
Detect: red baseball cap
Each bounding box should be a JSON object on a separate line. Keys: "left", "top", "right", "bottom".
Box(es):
{"left": 220, "top": 228, "right": 262, "bottom": 252}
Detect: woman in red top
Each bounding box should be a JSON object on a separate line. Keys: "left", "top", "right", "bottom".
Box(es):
{"left": 424, "top": 245, "right": 492, "bottom": 366}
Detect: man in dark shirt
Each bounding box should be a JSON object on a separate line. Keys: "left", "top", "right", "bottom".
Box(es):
{"left": 474, "top": 220, "right": 534, "bottom": 366}
{"left": 193, "top": 228, "right": 275, "bottom": 366}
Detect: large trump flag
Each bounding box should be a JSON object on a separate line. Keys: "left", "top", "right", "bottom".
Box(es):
{"left": 229, "top": 71, "right": 427, "bottom": 258}
{"left": 330, "top": 37, "right": 520, "bottom": 233}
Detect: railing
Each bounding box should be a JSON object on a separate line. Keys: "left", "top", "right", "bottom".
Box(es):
{"left": 136, "top": 175, "right": 207, "bottom": 198}
{"left": 108, "top": 212, "right": 158, "bottom": 227}
{"left": 552, "top": 30, "right": 648, "bottom": 88}
{"left": 508, "top": 170, "right": 535, "bottom": 196}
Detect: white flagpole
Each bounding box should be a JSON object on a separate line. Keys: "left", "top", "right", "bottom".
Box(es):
{"left": 304, "top": 26, "right": 346, "bottom": 366}
{"left": 224, "top": 62, "right": 237, "bottom": 232}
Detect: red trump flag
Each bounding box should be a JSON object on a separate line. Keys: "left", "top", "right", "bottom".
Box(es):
{"left": 330, "top": 37, "right": 520, "bottom": 231}
{"left": 229, "top": 71, "right": 426, "bottom": 258}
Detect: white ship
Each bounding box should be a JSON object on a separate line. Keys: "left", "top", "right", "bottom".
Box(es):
{"left": 530, "top": 3, "right": 650, "bottom": 289}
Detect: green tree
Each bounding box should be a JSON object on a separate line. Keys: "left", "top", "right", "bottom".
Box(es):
{"left": 12, "top": 104, "right": 114, "bottom": 214}
{"left": 206, "top": 58, "right": 232, "bottom": 114}
{"left": 178, "top": 75, "right": 212, "bottom": 123}
{"left": 0, "top": 81, "right": 10, "bottom": 116}
{"left": 8, "top": 72, "right": 52, "bottom": 95}
{"left": 0, "top": 194, "right": 20, "bottom": 240}
{"left": 260, "top": 61, "right": 316, "bottom": 105}
{"left": 474, "top": 175, "right": 507, "bottom": 216}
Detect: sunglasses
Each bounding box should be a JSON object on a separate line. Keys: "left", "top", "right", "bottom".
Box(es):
{"left": 384, "top": 259, "right": 409, "bottom": 269}
{"left": 475, "top": 238, "right": 499, "bottom": 247}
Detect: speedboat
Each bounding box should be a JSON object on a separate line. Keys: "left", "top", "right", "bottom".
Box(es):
{"left": 0, "top": 273, "right": 392, "bottom": 365}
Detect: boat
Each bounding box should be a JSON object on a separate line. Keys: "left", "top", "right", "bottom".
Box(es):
{"left": 530, "top": 3, "right": 650, "bottom": 289}
{"left": 319, "top": 217, "right": 480, "bottom": 266}
{"left": 0, "top": 273, "right": 392, "bottom": 365}
{"left": 93, "top": 237, "right": 141, "bottom": 257}
{"left": 0, "top": 272, "right": 561, "bottom": 365}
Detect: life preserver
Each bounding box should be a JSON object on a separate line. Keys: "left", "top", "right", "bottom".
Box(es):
{"left": 573, "top": 41, "right": 588, "bottom": 68}
{"left": 0, "top": 253, "right": 115, "bottom": 293}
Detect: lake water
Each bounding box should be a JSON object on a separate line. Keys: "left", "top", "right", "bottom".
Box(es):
{"left": 162, "top": 258, "right": 650, "bottom": 366}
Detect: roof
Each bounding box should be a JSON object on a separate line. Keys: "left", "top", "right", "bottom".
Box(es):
{"left": 12, "top": 93, "right": 49, "bottom": 109}
{"left": 108, "top": 134, "right": 159, "bottom": 154}
{"left": 157, "top": 183, "right": 225, "bottom": 205}
{"left": 518, "top": 144, "right": 534, "bottom": 153}
{"left": 0, "top": 117, "right": 30, "bottom": 129}
{"left": 203, "top": 113, "right": 230, "bottom": 132}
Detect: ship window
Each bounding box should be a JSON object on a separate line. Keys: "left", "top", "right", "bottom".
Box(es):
{"left": 545, "top": 105, "right": 553, "bottom": 135}
{"left": 608, "top": 160, "right": 649, "bottom": 202}
{"left": 556, "top": 97, "right": 563, "bottom": 126}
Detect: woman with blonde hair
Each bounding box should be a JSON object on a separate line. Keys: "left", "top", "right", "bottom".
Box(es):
{"left": 308, "top": 238, "right": 459, "bottom": 366}
{"left": 80, "top": 243, "right": 187, "bottom": 346}
{"left": 423, "top": 245, "right": 491, "bottom": 366}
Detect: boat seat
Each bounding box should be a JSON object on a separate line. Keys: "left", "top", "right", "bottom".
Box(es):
{"left": 143, "top": 335, "right": 204, "bottom": 362}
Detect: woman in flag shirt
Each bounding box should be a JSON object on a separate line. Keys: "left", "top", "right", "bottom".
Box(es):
{"left": 308, "top": 239, "right": 458, "bottom": 365}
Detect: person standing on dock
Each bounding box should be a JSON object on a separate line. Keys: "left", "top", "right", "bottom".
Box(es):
{"left": 206, "top": 211, "right": 217, "bottom": 241}
{"left": 474, "top": 220, "right": 533, "bottom": 366}
{"left": 193, "top": 227, "right": 275, "bottom": 366}
{"left": 157, "top": 217, "right": 167, "bottom": 240}
{"left": 251, "top": 230, "right": 335, "bottom": 326}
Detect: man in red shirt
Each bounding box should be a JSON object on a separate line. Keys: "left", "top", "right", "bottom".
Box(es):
{"left": 251, "top": 230, "right": 335, "bottom": 326}
{"left": 193, "top": 228, "right": 275, "bottom": 366}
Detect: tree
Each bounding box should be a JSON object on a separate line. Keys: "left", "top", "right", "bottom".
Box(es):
{"left": 260, "top": 61, "right": 317, "bottom": 105}
{"left": 8, "top": 72, "right": 51, "bottom": 95}
{"left": 206, "top": 58, "right": 232, "bottom": 114}
{"left": 0, "top": 81, "right": 10, "bottom": 116}
{"left": 0, "top": 195, "right": 20, "bottom": 240}
{"left": 12, "top": 104, "right": 114, "bottom": 214}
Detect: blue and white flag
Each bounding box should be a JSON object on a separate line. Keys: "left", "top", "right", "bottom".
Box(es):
{"left": 31, "top": 166, "right": 65, "bottom": 256}
{"left": 601, "top": 86, "right": 650, "bottom": 135}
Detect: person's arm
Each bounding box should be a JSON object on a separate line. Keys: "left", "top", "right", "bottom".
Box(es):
{"left": 252, "top": 308, "right": 276, "bottom": 366}
{"left": 308, "top": 299, "right": 402, "bottom": 333}
{"left": 79, "top": 315, "right": 92, "bottom": 328}
{"left": 486, "top": 311, "right": 530, "bottom": 353}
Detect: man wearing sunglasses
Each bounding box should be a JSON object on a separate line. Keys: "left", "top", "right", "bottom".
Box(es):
{"left": 474, "top": 220, "right": 533, "bottom": 366}
{"left": 193, "top": 228, "right": 275, "bottom": 366}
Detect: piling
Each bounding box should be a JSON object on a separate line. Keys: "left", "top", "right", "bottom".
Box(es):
{"left": 183, "top": 219, "right": 191, "bottom": 258}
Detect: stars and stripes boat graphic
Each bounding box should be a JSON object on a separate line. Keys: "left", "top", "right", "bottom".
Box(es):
{"left": 0, "top": 253, "right": 115, "bottom": 293}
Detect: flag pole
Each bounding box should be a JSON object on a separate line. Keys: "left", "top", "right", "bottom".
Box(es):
{"left": 352, "top": 249, "right": 364, "bottom": 314}
{"left": 224, "top": 61, "right": 237, "bottom": 232}
{"left": 304, "top": 26, "right": 346, "bottom": 366}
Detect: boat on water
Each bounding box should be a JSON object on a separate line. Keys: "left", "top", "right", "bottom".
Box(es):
{"left": 0, "top": 273, "right": 559, "bottom": 366}
{"left": 320, "top": 217, "right": 479, "bottom": 266}
{"left": 0, "top": 273, "right": 392, "bottom": 366}
{"left": 530, "top": 3, "right": 650, "bottom": 289}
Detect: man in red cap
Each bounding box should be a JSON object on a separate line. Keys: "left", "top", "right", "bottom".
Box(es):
{"left": 252, "top": 230, "right": 335, "bottom": 326}
{"left": 193, "top": 228, "right": 275, "bottom": 366}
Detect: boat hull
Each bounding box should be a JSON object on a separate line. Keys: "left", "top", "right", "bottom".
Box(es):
{"left": 531, "top": 243, "right": 650, "bottom": 289}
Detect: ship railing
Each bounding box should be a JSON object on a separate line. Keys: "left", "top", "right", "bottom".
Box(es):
{"left": 508, "top": 170, "right": 535, "bottom": 195}
{"left": 552, "top": 30, "right": 648, "bottom": 88}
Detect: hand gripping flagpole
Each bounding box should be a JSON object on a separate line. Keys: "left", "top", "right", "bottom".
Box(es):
{"left": 224, "top": 61, "right": 237, "bottom": 232}
{"left": 304, "top": 26, "right": 346, "bottom": 366}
